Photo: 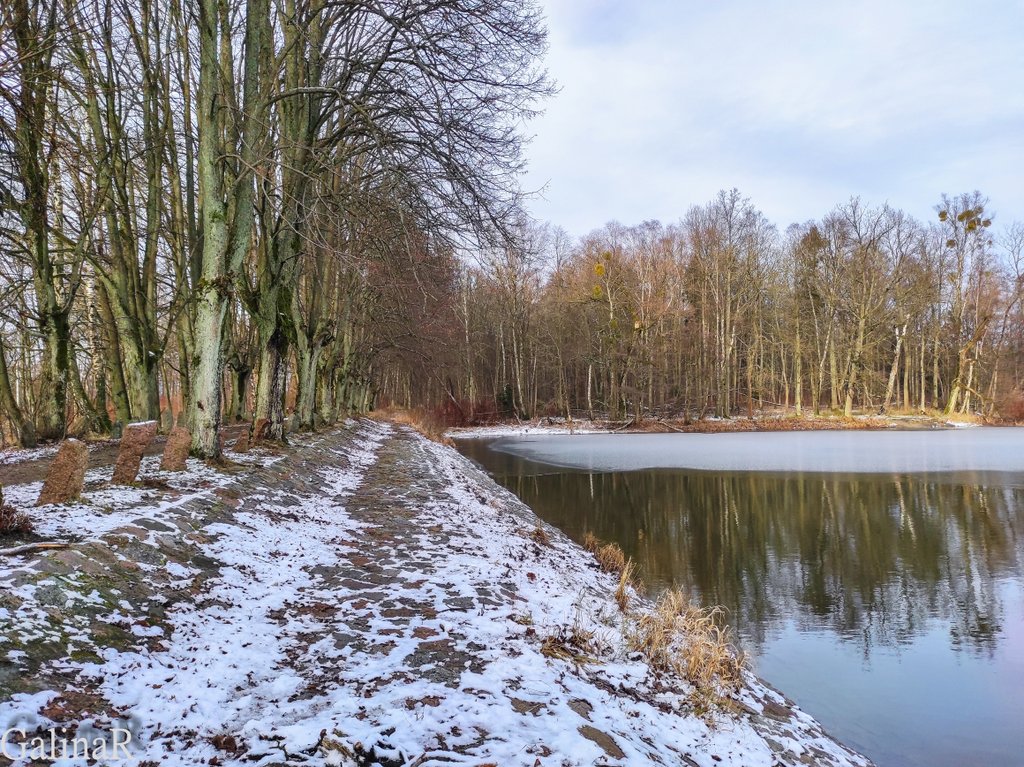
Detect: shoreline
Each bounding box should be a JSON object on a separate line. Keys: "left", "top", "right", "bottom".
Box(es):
{"left": 0, "top": 421, "right": 871, "bottom": 766}
{"left": 446, "top": 411, "right": 999, "bottom": 439}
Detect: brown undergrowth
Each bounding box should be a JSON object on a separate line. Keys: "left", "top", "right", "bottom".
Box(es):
{"left": 0, "top": 486, "right": 32, "bottom": 536}
{"left": 369, "top": 407, "right": 454, "bottom": 445}
{"left": 579, "top": 531, "right": 746, "bottom": 713}
{"left": 628, "top": 589, "right": 747, "bottom": 714}
{"left": 582, "top": 532, "right": 629, "bottom": 574}
{"left": 0, "top": 503, "right": 32, "bottom": 537}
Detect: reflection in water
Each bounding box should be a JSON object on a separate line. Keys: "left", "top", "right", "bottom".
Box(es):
{"left": 501, "top": 469, "right": 1024, "bottom": 656}
{"left": 458, "top": 439, "right": 1024, "bottom": 767}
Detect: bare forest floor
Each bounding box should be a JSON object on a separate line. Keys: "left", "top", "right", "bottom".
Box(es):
{"left": 0, "top": 420, "right": 871, "bottom": 766}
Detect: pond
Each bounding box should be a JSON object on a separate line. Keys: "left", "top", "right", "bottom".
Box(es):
{"left": 456, "top": 428, "right": 1024, "bottom": 767}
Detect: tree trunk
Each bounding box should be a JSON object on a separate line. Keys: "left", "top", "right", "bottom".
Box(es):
{"left": 844, "top": 310, "right": 868, "bottom": 417}
{"left": 187, "top": 0, "right": 267, "bottom": 457}
{"left": 794, "top": 323, "right": 803, "bottom": 416}
{"left": 187, "top": 0, "right": 232, "bottom": 457}
{"left": 0, "top": 336, "right": 36, "bottom": 447}
{"left": 883, "top": 322, "right": 906, "bottom": 412}
{"left": 253, "top": 329, "right": 288, "bottom": 440}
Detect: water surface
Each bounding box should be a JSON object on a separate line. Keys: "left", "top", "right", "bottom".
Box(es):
{"left": 457, "top": 428, "right": 1024, "bottom": 767}
{"left": 487, "top": 427, "right": 1024, "bottom": 473}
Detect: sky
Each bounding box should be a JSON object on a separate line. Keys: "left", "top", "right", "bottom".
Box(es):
{"left": 521, "top": 0, "right": 1024, "bottom": 237}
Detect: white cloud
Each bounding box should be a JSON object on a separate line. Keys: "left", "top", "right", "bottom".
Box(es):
{"left": 523, "top": 0, "right": 1024, "bottom": 234}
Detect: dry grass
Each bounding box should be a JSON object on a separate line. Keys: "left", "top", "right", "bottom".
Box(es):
{"left": 597, "top": 409, "right": 990, "bottom": 434}
{"left": 0, "top": 504, "right": 32, "bottom": 537}
{"left": 369, "top": 406, "right": 453, "bottom": 445}
{"left": 542, "top": 531, "right": 745, "bottom": 715}
{"left": 540, "top": 614, "right": 603, "bottom": 665}
{"left": 582, "top": 532, "right": 637, "bottom": 611}
{"left": 582, "top": 531, "right": 628, "bottom": 573}
{"left": 614, "top": 559, "right": 637, "bottom": 612}
{"left": 942, "top": 410, "right": 987, "bottom": 425}
{"left": 656, "top": 415, "right": 886, "bottom": 433}
{"left": 529, "top": 525, "right": 552, "bottom": 547}
{"left": 595, "top": 542, "right": 627, "bottom": 575}
{"left": 627, "top": 588, "right": 746, "bottom": 711}
{"left": 510, "top": 611, "right": 534, "bottom": 626}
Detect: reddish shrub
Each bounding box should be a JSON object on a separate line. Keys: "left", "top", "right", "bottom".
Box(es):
{"left": 997, "top": 389, "right": 1024, "bottom": 422}
{"left": 0, "top": 505, "right": 33, "bottom": 536}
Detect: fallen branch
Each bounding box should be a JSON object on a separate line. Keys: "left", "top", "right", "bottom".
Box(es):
{"left": 0, "top": 542, "right": 72, "bottom": 557}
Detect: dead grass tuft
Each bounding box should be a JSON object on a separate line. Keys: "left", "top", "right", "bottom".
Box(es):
{"left": 628, "top": 588, "right": 746, "bottom": 710}
{"left": 529, "top": 525, "right": 552, "bottom": 547}
{"left": 540, "top": 616, "right": 602, "bottom": 665}
{"left": 0, "top": 504, "right": 32, "bottom": 537}
{"left": 369, "top": 407, "right": 453, "bottom": 445}
{"left": 614, "top": 559, "right": 637, "bottom": 612}
{"left": 581, "top": 532, "right": 630, "bottom": 574}
{"left": 209, "top": 734, "right": 243, "bottom": 754}
{"left": 595, "top": 542, "right": 628, "bottom": 575}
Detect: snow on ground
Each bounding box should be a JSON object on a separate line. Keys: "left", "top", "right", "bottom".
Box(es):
{"left": 447, "top": 420, "right": 612, "bottom": 439}
{"left": 0, "top": 420, "right": 870, "bottom": 767}
{"left": 2, "top": 450, "right": 283, "bottom": 543}
{"left": 0, "top": 444, "right": 59, "bottom": 466}
{"left": 0, "top": 438, "right": 133, "bottom": 467}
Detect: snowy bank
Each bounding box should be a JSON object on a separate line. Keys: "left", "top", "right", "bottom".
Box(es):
{"left": 447, "top": 420, "right": 612, "bottom": 439}
{"left": 0, "top": 421, "right": 870, "bottom": 766}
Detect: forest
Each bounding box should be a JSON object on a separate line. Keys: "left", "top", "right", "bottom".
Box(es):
{"left": 444, "top": 191, "right": 1024, "bottom": 425}
{"left": 1, "top": 0, "right": 1022, "bottom": 454}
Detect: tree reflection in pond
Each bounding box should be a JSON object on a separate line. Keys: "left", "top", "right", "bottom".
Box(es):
{"left": 482, "top": 460, "right": 1023, "bottom": 657}
{"left": 457, "top": 438, "right": 1024, "bottom": 767}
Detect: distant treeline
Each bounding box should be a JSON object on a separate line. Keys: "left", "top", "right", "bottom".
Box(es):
{"left": 377, "top": 189, "right": 1024, "bottom": 424}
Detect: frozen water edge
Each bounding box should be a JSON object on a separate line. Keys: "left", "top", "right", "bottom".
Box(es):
{"left": 447, "top": 421, "right": 613, "bottom": 439}
{"left": 0, "top": 421, "right": 871, "bottom": 766}
{"left": 488, "top": 426, "right": 1024, "bottom": 474}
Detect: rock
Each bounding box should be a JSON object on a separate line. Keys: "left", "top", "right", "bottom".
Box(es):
{"left": 111, "top": 421, "right": 158, "bottom": 484}
{"left": 161, "top": 427, "right": 191, "bottom": 472}
{"left": 567, "top": 698, "right": 593, "bottom": 721}
{"left": 36, "top": 439, "right": 89, "bottom": 506}
{"left": 577, "top": 725, "right": 625, "bottom": 760}
{"left": 233, "top": 430, "right": 249, "bottom": 453}
{"left": 510, "top": 697, "right": 545, "bottom": 715}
